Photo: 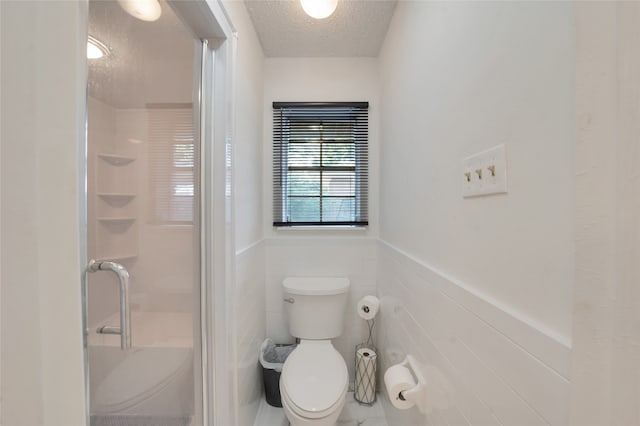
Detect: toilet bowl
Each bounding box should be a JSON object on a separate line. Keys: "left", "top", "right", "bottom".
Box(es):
{"left": 280, "top": 340, "right": 348, "bottom": 426}
{"left": 279, "top": 277, "right": 351, "bottom": 426}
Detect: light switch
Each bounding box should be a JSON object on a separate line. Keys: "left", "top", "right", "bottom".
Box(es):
{"left": 462, "top": 144, "right": 508, "bottom": 198}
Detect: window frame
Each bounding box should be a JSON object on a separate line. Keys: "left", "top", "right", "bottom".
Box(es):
{"left": 273, "top": 102, "right": 369, "bottom": 228}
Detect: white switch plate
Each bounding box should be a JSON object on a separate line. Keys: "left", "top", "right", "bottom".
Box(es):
{"left": 462, "top": 144, "right": 508, "bottom": 198}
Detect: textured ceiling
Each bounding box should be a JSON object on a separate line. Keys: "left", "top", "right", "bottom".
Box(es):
{"left": 88, "top": 0, "right": 195, "bottom": 109}
{"left": 244, "top": 0, "right": 397, "bottom": 57}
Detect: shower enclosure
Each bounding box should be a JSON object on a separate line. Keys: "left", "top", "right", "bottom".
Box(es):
{"left": 81, "top": 1, "right": 232, "bottom": 424}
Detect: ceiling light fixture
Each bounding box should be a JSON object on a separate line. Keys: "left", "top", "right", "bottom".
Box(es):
{"left": 87, "top": 35, "right": 109, "bottom": 59}
{"left": 300, "top": 0, "right": 338, "bottom": 19}
{"left": 117, "top": 0, "right": 162, "bottom": 22}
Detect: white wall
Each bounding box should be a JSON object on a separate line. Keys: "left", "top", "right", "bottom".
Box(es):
{"left": 377, "top": 2, "right": 574, "bottom": 425}
{"left": 0, "top": 4, "right": 3, "bottom": 419}
{"left": 570, "top": 2, "right": 640, "bottom": 425}
{"left": 222, "top": 2, "right": 266, "bottom": 425}
{"left": 1, "top": 1, "right": 87, "bottom": 425}
{"left": 231, "top": 1, "right": 265, "bottom": 252}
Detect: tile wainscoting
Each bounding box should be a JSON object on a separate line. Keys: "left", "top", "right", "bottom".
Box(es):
{"left": 377, "top": 240, "right": 571, "bottom": 426}
{"left": 239, "top": 238, "right": 570, "bottom": 426}
{"left": 236, "top": 241, "right": 267, "bottom": 426}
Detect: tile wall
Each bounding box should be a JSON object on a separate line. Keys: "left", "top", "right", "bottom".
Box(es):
{"left": 377, "top": 241, "right": 571, "bottom": 426}
{"left": 236, "top": 242, "right": 267, "bottom": 426}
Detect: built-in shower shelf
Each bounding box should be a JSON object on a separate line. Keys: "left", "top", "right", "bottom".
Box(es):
{"left": 98, "top": 153, "right": 136, "bottom": 166}
{"left": 97, "top": 193, "right": 137, "bottom": 204}
{"left": 97, "top": 254, "right": 138, "bottom": 263}
{"left": 97, "top": 217, "right": 136, "bottom": 223}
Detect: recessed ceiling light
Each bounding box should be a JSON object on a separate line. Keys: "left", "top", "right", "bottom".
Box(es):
{"left": 300, "top": 0, "right": 338, "bottom": 19}
{"left": 117, "top": 0, "right": 162, "bottom": 22}
{"left": 87, "top": 35, "right": 109, "bottom": 59}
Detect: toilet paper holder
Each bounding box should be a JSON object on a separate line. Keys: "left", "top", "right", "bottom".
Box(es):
{"left": 395, "top": 355, "right": 428, "bottom": 414}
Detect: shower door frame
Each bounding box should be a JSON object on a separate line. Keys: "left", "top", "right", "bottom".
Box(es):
{"left": 79, "top": 1, "right": 237, "bottom": 425}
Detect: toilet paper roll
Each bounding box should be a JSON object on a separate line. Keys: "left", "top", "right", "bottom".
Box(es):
{"left": 357, "top": 295, "right": 380, "bottom": 320}
{"left": 354, "top": 347, "right": 377, "bottom": 404}
{"left": 384, "top": 364, "right": 416, "bottom": 410}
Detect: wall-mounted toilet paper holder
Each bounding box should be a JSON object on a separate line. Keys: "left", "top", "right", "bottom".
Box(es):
{"left": 386, "top": 355, "right": 428, "bottom": 414}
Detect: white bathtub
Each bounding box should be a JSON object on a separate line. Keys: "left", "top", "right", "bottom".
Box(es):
{"left": 89, "top": 311, "right": 195, "bottom": 417}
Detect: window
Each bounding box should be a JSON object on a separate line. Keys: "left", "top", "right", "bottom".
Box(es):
{"left": 148, "top": 106, "right": 194, "bottom": 224}
{"left": 273, "top": 102, "right": 368, "bottom": 227}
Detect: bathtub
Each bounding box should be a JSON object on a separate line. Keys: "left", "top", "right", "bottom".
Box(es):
{"left": 89, "top": 311, "right": 195, "bottom": 417}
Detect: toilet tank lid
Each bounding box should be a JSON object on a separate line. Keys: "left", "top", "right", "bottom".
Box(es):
{"left": 283, "top": 277, "right": 350, "bottom": 296}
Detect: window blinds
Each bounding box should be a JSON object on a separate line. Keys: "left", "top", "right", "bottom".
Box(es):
{"left": 273, "top": 102, "right": 369, "bottom": 227}
{"left": 148, "top": 106, "right": 194, "bottom": 224}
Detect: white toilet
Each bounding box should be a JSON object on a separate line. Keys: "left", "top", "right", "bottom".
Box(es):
{"left": 280, "top": 277, "right": 350, "bottom": 426}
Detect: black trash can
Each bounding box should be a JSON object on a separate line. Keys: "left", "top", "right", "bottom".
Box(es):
{"left": 259, "top": 338, "right": 296, "bottom": 407}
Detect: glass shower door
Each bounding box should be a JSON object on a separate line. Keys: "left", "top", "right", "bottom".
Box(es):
{"left": 85, "top": 1, "right": 202, "bottom": 424}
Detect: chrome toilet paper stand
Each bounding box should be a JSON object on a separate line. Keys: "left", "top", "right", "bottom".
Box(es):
{"left": 354, "top": 317, "right": 377, "bottom": 405}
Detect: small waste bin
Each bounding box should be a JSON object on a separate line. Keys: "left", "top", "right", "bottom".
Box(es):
{"left": 259, "top": 338, "right": 296, "bottom": 407}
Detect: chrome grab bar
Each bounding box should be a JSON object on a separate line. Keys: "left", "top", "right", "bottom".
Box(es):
{"left": 86, "top": 260, "right": 131, "bottom": 350}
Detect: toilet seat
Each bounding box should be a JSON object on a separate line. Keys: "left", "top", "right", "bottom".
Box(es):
{"left": 280, "top": 340, "right": 348, "bottom": 419}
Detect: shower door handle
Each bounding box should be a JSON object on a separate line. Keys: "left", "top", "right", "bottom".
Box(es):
{"left": 86, "top": 260, "right": 132, "bottom": 350}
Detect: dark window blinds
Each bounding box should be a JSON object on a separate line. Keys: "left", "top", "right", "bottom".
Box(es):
{"left": 273, "top": 102, "right": 369, "bottom": 227}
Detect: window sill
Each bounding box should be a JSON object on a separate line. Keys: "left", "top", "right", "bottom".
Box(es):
{"left": 274, "top": 226, "right": 368, "bottom": 231}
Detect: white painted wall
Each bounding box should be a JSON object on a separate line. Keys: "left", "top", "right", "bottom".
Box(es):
{"left": 0, "top": 3, "right": 3, "bottom": 419}
{"left": 377, "top": 2, "right": 574, "bottom": 425}
{"left": 570, "top": 2, "right": 640, "bottom": 424}
{"left": 1, "top": 1, "right": 87, "bottom": 425}
{"left": 222, "top": 2, "right": 266, "bottom": 425}
{"left": 379, "top": 0, "right": 575, "bottom": 340}
{"left": 229, "top": 0, "right": 265, "bottom": 252}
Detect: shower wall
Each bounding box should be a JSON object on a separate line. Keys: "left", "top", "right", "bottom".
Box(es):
{"left": 87, "top": 97, "right": 194, "bottom": 326}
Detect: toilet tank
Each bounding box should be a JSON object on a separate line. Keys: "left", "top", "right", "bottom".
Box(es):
{"left": 283, "top": 277, "right": 350, "bottom": 340}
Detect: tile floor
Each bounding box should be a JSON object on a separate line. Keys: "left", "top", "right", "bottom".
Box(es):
{"left": 254, "top": 392, "right": 388, "bottom": 426}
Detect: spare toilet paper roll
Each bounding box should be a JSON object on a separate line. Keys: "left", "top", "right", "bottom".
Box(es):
{"left": 384, "top": 364, "right": 416, "bottom": 410}
{"left": 357, "top": 295, "right": 380, "bottom": 320}
{"left": 354, "top": 347, "right": 377, "bottom": 404}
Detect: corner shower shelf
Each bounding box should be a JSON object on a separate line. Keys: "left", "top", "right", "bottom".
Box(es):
{"left": 97, "top": 217, "right": 136, "bottom": 223}
{"left": 97, "top": 254, "right": 138, "bottom": 263}
{"left": 97, "top": 193, "right": 137, "bottom": 204}
{"left": 98, "top": 153, "right": 136, "bottom": 166}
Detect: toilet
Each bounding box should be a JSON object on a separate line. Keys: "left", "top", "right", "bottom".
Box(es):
{"left": 279, "top": 277, "right": 350, "bottom": 426}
